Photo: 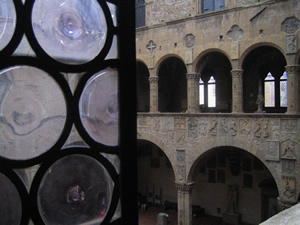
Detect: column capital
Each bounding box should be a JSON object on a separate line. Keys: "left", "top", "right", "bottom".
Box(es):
{"left": 231, "top": 69, "right": 244, "bottom": 78}
{"left": 186, "top": 72, "right": 199, "bottom": 80}
{"left": 285, "top": 65, "right": 300, "bottom": 73}
{"left": 149, "top": 76, "right": 159, "bottom": 83}
{"left": 175, "top": 182, "right": 194, "bottom": 192}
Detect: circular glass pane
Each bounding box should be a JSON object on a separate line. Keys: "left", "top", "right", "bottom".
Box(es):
{"left": 0, "top": 173, "right": 22, "bottom": 224}
{"left": 0, "top": 0, "right": 16, "bottom": 51}
{"left": 0, "top": 66, "right": 66, "bottom": 160}
{"left": 38, "top": 154, "right": 113, "bottom": 225}
{"left": 32, "top": 0, "right": 107, "bottom": 64}
{"left": 79, "top": 69, "right": 118, "bottom": 146}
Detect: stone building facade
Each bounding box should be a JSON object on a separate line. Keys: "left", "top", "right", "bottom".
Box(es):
{"left": 136, "top": 0, "right": 300, "bottom": 224}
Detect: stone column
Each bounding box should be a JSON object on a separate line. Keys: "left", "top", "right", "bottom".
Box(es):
{"left": 149, "top": 75, "right": 159, "bottom": 113}
{"left": 285, "top": 65, "right": 300, "bottom": 114}
{"left": 176, "top": 182, "right": 194, "bottom": 225}
{"left": 186, "top": 72, "right": 200, "bottom": 113}
{"left": 231, "top": 69, "right": 244, "bottom": 113}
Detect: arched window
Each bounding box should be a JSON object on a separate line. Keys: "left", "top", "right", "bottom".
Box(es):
{"left": 199, "top": 75, "right": 216, "bottom": 110}
{"left": 280, "top": 71, "right": 287, "bottom": 107}
{"left": 263, "top": 71, "right": 287, "bottom": 110}
{"left": 199, "top": 78, "right": 204, "bottom": 105}
{"left": 208, "top": 76, "right": 216, "bottom": 107}
{"left": 264, "top": 72, "right": 275, "bottom": 107}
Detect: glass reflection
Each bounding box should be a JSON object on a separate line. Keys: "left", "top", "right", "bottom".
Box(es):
{"left": 0, "top": 66, "right": 66, "bottom": 160}
{"left": 0, "top": 173, "right": 22, "bottom": 225}
{"left": 79, "top": 69, "right": 118, "bottom": 146}
{"left": 32, "top": 0, "right": 107, "bottom": 64}
{"left": 38, "top": 154, "right": 113, "bottom": 225}
{"left": 0, "top": 0, "right": 16, "bottom": 51}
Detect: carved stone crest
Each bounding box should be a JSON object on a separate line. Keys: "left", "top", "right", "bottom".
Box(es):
{"left": 280, "top": 119, "right": 298, "bottom": 132}
{"left": 177, "top": 164, "right": 186, "bottom": 181}
{"left": 282, "top": 160, "right": 295, "bottom": 176}
{"left": 176, "top": 150, "right": 185, "bottom": 163}
{"left": 281, "top": 17, "right": 300, "bottom": 34}
{"left": 280, "top": 138, "right": 298, "bottom": 160}
{"left": 239, "top": 119, "right": 251, "bottom": 136}
{"left": 286, "top": 35, "right": 297, "bottom": 54}
{"left": 265, "top": 141, "right": 280, "bottom": 161}
{"left": 188, "top": 118, "right": 198, "bottom": 138}
{"left": 281, "top": 176, "right": 296, "bottom": 201}
{"left": 183, "top": 34, "right": 195, "bottom": 48}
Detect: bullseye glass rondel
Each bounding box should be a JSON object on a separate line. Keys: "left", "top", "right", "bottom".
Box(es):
{"left": 79, "top": 69, "right": 119, "bottom": 146}
{"left": 38, "top": 154, "right": 113, "bottom": 225}
{"left": 0, "top": 0, "right": 16, "bottom": 51}
{"left": 0, "top": 66, "right": 67, "bottom": 160}
{"left": 0, "top": 173, "right": 22, "bottom": 225}
{"left": 32, "top": 0, "right": 107, "bottom": 64}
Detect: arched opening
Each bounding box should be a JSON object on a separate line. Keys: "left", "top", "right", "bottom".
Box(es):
{"left": 137, "top": 140, "right": 176, "bottom": 219}
{"left": 191, "top": 147, "right": 278, "bottom": 225}
{"left": 197, "top": 52, "right": 232, "bottom": 112}
{"left": 136, "top": 61, "right": 150, "bottom": 112}
{"left": 158, "top": 57, "right": 187, "bottom": 112}
{"left": 242, "top": 46, "right": 287, "bottom": 113}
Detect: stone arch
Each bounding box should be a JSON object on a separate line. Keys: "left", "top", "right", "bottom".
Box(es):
{"left": 155, "top": 54, "right": 186, "bottom": 72}
{"left": 187, "top": 138, "right": 280, "bottom": 224}
{"left": 193, "top": 48, "right": 233, "bottom": 72}
{"left": 137, "top": 131, "right": 176, "bottom": 173}
{"left": 241, "top": 44, "right": 287, "bottom": 113}
{"left": 187, "top": 136, "right": 280, "bottom": 191}
{"left": 136, "top": 61, "right": 150, "bottom": 112}
{"left": 240, "top": 42, "right": 286, "bottom": 69}
{"left": 194, "top": 50, "right": 232, "bottom": 112}
{"left": 136, "top": 58, "right": 148, "bottom": 67}
{"left": 157, "top": 56, "right": 187, "bottom": 112}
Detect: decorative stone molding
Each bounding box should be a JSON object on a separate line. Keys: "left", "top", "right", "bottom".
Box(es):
{"left": 282, "top": 159, "right": 295, "bottom": 176}
{"left": 149, "top": 76, "right": 159, "bottom": 83}
{"left": 265, "top": 140, "right": 280, "bottom": 161}
{"left": 281, "top": 17, "right": 300, "bottom": 34}
{"left": 183, "top": 33, "right": 195, "bottom": 48}
{"left": 285, "top": 65, "right": 300, "bottom": 73}
{"left": 231, "top": 69, "right": 243, "bottom": 78}
{"left": 146, "top": 40, "right": 157, "bottom": 54}
{"left": 226, "top": 25, "right": 244, "bottom": 43}
{"left": 175, "top": 182, "right": 194, "bottom": 192}
{"left": 281, "top": 176, "right": 296, "bottom": 202}
{"left": 186, "top": 72, "right": 199, "bottom": 80}
{"left": 286, "top": 35, "right": 297, "bottom": 54}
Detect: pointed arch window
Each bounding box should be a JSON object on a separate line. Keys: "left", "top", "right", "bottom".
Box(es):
{"left": 264, "top": 72, "right": 275, "bottom": 107}
{"left": 280, "top": 71, "right": 287, "bottom": 107}
{"left": 199, "top": 78, "right": 204, "bottom": 105}
{"left": 208, "top": 76, "right": 216, "bottom": 107}
{"left": 199, "top": 75, "right": 216, "bottom": 110}
{"left": 263, "top": 71, "right": 287, "bottom": 111}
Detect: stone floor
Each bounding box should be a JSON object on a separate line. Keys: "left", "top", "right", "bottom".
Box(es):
{"left": 138, "top": 205, "right": 228, "bottom": 225}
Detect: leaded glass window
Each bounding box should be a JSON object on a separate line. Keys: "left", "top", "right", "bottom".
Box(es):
{"left": 264, "top": 72, "right": 275, "bottom": 107}
{"left": 280, "top": 71, "right": 287, "bottom": 107}
{"left": 199, "top": 78, "right": 204, "bottom": 105}
{"left": 0, "top": 0, "right": 137, "bottom": 224}
{"left": 208, "top": 76, "right": 216, "bottom": 107}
